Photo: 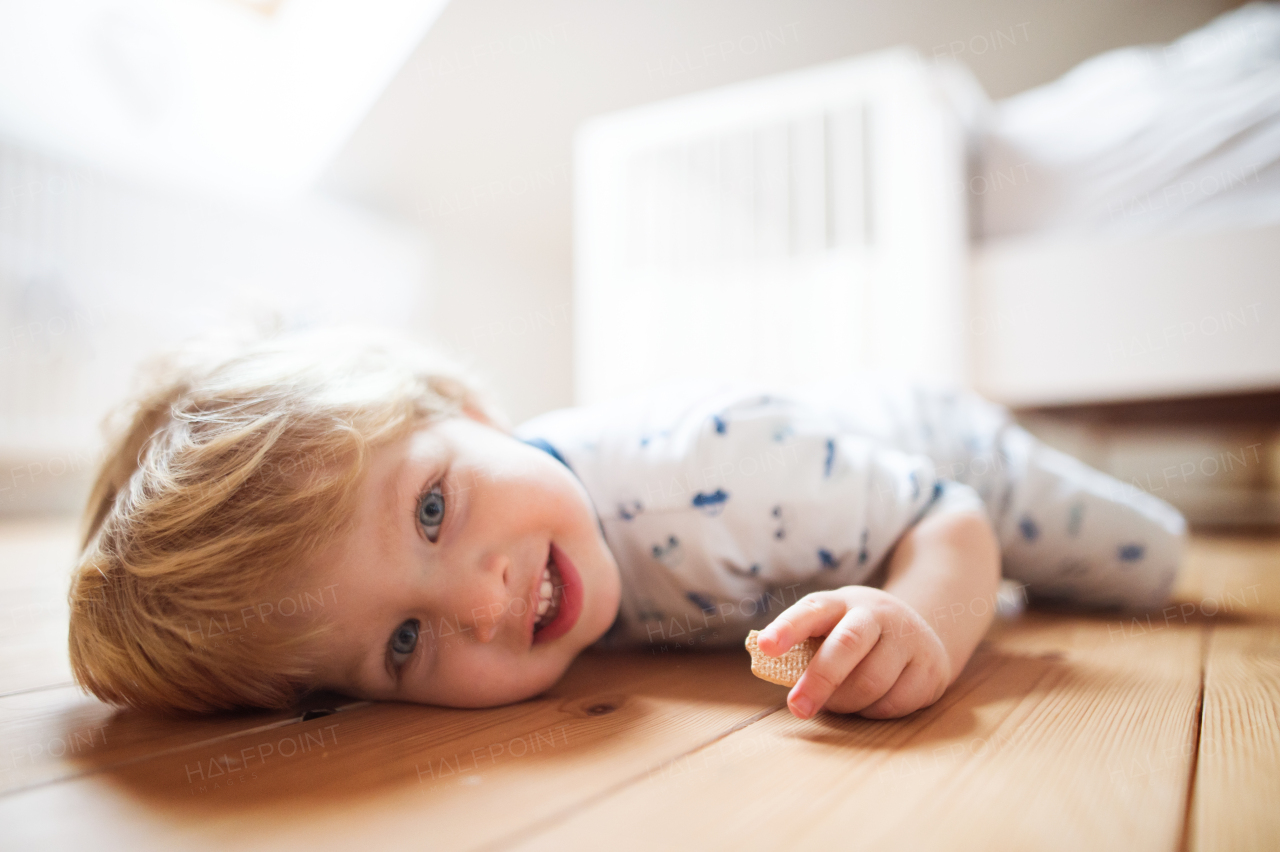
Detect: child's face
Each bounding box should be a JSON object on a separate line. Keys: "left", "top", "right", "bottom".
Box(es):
{"left": 307, "top": 412, "right": 622, "bottom": 708}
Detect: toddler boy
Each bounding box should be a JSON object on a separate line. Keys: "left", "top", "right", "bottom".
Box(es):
{"left": 68, "top": 328, "right": 1185, "bottom": 718}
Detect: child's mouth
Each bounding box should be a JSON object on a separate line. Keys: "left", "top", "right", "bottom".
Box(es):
{"left": 533, "top": 557, "right": 563, "bottom": 630}
{"left": 532, "top": 542, "right": 583, "bottom": 645}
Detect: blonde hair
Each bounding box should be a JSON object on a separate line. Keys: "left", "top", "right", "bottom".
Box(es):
{"left": 68, "top": 326, "right": 509, "bottom": 713}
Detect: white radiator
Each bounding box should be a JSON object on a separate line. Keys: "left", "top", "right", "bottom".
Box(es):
{"left": 573, "top": 48, "right": 967, "bottom": 405}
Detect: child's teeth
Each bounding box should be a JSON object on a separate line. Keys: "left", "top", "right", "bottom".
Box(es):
{"left": 534, "top": 553, "right": 562, "bottom": 631}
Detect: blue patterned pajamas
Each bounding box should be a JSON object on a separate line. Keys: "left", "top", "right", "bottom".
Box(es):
{"left": 514, "top": 376, "right": 1186, "bottom": 649}
{"left": 785, "top": 377, "right": 1185, "bottom": 611}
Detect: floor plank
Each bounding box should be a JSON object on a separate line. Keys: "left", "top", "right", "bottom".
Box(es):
{"left": 0, "top": 685, "right": 362, "bottom": 795}
{"left": 1179, "top": 534, "right": 1280, "bottom": 621}
{"left": 1, "top": 519, "right": 1277, "bottom": 850}
{"left": 1189, "top": 623, "right": 1280, "bottom": 852}
{"left": 0, "top": 651, "right": 784, "bottom": 850}
{"left": 510, "top": 611, "right": 1204, "bottom": 852}
{"left": 0, "top": 519, "right": 78, "bottom": 694}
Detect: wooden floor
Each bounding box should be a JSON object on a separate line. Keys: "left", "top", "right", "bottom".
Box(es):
{"left": 1, "top": 519, "right": 1277, "bottom": 851}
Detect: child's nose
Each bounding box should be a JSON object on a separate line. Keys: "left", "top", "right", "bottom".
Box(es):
{"left": 482, "top": 549, "right": 512, "bottom": 589}
{"left": 465, "top": 551, "right": 517, "bottom": 643}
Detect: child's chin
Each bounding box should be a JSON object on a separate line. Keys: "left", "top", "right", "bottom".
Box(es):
{"left": 570, "top": 599, "right": 617, "bottom": 652}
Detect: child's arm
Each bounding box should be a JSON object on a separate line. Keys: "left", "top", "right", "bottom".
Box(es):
{"left": 757, "top": 508, "right": 1001, "bottom": 720}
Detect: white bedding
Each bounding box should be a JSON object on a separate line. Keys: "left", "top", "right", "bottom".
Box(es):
{"left": 976, "top": 2, "right": 1280, "bottom": 240}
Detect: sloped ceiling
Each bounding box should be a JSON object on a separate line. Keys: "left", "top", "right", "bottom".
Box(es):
{"left": 0, "top": 0, "right": 450, "bottom": 199}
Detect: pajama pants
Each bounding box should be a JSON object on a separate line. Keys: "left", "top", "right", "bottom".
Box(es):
{"left": 793, "top": 377, "right": 1187, "bottom": 611}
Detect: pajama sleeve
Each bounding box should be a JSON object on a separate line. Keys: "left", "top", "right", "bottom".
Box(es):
{"left": 913, "top": 478, "right": 991, "bottom": 525}
{"left": 652, "top": 392, "right": 972, "bottom": 602}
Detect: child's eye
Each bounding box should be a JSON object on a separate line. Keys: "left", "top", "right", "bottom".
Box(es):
{"left": 390, "top": 619, "right": 419, "bottom": 666}
{"left": 417, "top": 484, "right": 446, "bottom": 542}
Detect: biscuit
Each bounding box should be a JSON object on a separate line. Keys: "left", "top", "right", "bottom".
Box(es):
{"left": 745, "top": 630, "right": 821, "bottom": 687}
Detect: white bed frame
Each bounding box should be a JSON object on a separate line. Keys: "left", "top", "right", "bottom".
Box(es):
{"left": 574, "top": 49, "right": 1280, "bottom": 410}
{"left": 972, "top": 224, "right": 1280, "bottom": 407}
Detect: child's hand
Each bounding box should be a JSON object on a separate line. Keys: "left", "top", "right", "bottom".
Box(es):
{"left": 756, "top": 585, "right": 952, "bottom": 720}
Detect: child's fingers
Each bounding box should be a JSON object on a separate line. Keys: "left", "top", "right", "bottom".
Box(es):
{"left": 855, "top": 660, "right": 937, "bottom": 720}
{"left": 787, "top": 605, "right": 880, "bottom": 719}
{"left": 815, "top": 634, "right": 903, "bottom": 714}
{"left": 758, "top": 593, "right": 848, "bottom": 656}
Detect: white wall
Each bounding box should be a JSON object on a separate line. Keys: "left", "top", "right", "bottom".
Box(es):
{"left": 423, "top": 224, "right": 572, "bottom": 425}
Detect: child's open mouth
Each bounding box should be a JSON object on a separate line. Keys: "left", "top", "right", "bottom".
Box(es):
{"left": 533, "top": 557, "right": 563, "bottom": 630}
{"left": 532, "top": 542, "right": 583, "bottom": 645}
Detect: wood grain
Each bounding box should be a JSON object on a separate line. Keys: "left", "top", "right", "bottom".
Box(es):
{"left": 1189, "top": 623, "right": 1280, "bottom": 851}
{"left": 1178, "top": 534, "right": 1280, "bottom": 621}
{"left": 1, "top": 519, "right": 1277, "bottom": 851}
{"left": 0, "top": 685, "right": 363, "bottom": 795}
{"left": 511, "top": 611, "right": 1204, "bottom": 852}
{"left": 0, "top": 650, "right": 784, "bottom": 850}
